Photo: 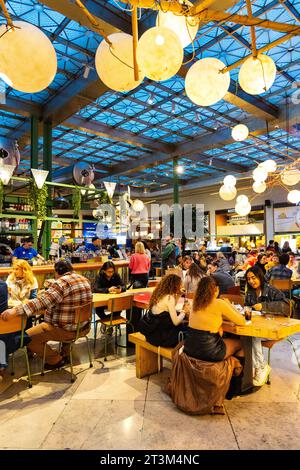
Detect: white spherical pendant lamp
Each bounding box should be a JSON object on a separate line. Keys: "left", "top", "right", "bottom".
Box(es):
{"left": 219, "top": 185, "right": 237, "bottom": 201}
{"left": 156, "top": 11, "right": 199, "bottom": 48}
{"left": 0, "top": 21, "right": 57, "bottom": 93}
{"left": 236, "top": 195, "right": 249, "bottom": 205}
{"left": 231, "top": 124, "right": 249, "bottom": 142}
{"left": 223, "top": 175, "right": 237, "bottom": 187}
{"left": 253, "top": 181, "right": 267, "bottom": 194}
{"left": 137, "top": 27, "right": 183, "bottom": 82}
{"left": 253, "top": 167, "right": 268, "bottom": 182}
{"left": 185, "top": 58, "right": 230, "bottom": 107}
{"left": 287, "top": 190, "right": 300, "bottom": 204}
{"left": 95, "top": 33, "right": 144, "bottom": 92}
{"left": 259, "top": 159, "right": 277, "bottom": 173}
{"left": 132, "top": 199, "right": 145, "bottom": 212}
{"left": 235, "top": 202, "right": 251, "bottom": 216}
{"left": 238, "top": 53, "right": 276, "bottom": 95}
{"left": 281, "top": 169, "right": 300, "bottom": 186}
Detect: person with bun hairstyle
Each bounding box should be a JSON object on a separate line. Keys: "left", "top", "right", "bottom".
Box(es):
{"left": 1, "top": 259, "right": 92, "bottom": 370}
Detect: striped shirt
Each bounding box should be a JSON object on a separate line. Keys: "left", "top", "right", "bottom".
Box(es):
{"left": 15, "top": 272, "right": 92, "bottom": 331}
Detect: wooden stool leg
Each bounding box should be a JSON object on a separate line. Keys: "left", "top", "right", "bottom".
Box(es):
{"left": 135, "top": 345, "right": 162, "bottom": 378}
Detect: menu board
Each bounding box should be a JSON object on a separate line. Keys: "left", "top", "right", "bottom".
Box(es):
{"left": 274, "top": 206, "right": 300, "bottom": 233}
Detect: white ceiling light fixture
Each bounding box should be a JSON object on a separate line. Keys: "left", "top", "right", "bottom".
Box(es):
{"left": 259, "top": 159, "right": 277, "bottom": 173}
{"left": 253, "top": 181, "right": 267, "bottom": 194}
{"left": 0, "top": 21, "right": 57, "bottom": 93}
{"left": 287, "top": 190, "right": 300, "bottom": 204}
{"left": 0, "top": 164, "right": 15, "bottom": 185}
{"left": 176, "top": 165, "right": 184, "bottom": 174}
{"left": 281, "top": 169, "right": 300, "bottom": 186}
{"left": 235, "top": 201, "right": 251, "bottom": 216}
{"left": 238, "top": 53, "right": 276, "bottom": 95}
{"left": 137, "top": 26, "right": 183, "bottom": 82}
{"left": 223, "top": 175, "right": 237, "bottom": 187}
{"left": 185, "top": 58, "right": 230, "bottom": 107}
{"left": 219, "top": 185, "right": 237, "bottom": 201}
{"left": 95, "top": 32, "right": 144, "bottom": 92}
{"left": 156, "top": 11, "right": 199, "bottom": 48}
{"left": 253, "top": 166, "right": 268, "bottom": 182}
{"left": 236, "top": 195, "right": 249, "bottom": 206}
{"left": 132, "top": 199, "right": 145, "bottom": 212}
{"left": 231, "top": 124, "right": 249, "bottom": 142}
{"left": 31, "top": 168, "right": 49, "bottom": 189}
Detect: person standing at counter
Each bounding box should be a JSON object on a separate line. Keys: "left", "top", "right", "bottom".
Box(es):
{"left": 76, "top": 236, "right": 101, "bottom": 253}
{"left": 129, "top": 242, "right": 150, "bottom": 288}
{"left": 12, "top": 237, "right": 41, "bottom": 263}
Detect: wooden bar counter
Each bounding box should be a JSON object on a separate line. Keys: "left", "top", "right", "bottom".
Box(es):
{"left": 0, "top": 260, "right": 129, "bottom": 289}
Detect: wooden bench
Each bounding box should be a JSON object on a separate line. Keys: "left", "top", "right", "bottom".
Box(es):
{"left": 128, "top": 332, "right": 174, "bottom": 378}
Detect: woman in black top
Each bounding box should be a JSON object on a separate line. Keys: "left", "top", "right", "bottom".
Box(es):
{"left": 93, "top": 261, "right": 126, "bottom": 319}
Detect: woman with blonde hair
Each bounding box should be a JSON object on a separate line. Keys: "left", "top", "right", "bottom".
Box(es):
{"left": 139, "top": 274, "right": 189, "bottom": 347}
{"left": 129, "top": 241, "right": 150, "bottom": 288}
{"left": 6, "top": 260, "right": 38, "bottom": 304}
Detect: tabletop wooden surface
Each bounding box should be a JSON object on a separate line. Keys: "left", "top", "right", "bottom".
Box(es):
{"left": 93, "top": 287, "right": 155, "bottom": 307}
{"left": 223, "top": 315, "right": 300, "bottom": 340}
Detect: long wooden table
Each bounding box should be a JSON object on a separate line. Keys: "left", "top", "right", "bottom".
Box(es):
{"left": 92, "top": 287, "right": 154, "bottom": 308}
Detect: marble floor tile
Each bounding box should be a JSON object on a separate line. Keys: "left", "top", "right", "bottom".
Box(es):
{"left": 72, "top": 364, "right": 147, "bottom": 401}
{"left": 41, "top": 399, "right": 112, "bottom": 449}
{"left": 141, "top": 400, "right": 238, "bottom": 450}
{"left": 0, "top": 398, "right": 66, "bottom": 449}
{"left": 146, "top": 368, "right": 172, "bottom": 402}
{"left": 226, "top": 401, "right": 300, "bottom": 450}
{"left": 80, "top": 400, "right": 145, "bottom": 450}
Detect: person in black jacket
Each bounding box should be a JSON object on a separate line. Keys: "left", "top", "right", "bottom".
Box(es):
{"left": 93, "top": 261, "right": 126, "bottom": 319}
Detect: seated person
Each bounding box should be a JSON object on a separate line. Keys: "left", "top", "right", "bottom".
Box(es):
{"left": 181, "top": 255, "right": 193, "bottom": 279}
{"left": 265, "top": 253, "right": 293, "bottom": 282}
{"left": 245, "top": 266, "right": 290, "bottom": 387}
{"left": 184, "top": 277, "right": 245, "bottom": 363}
{"left": 184, "top": 262, "right": 206, "bottom": 294}
{"left": 93, "top": 261, "right": 126, "bottom": 319}
{"left": 207, "top": 261, "right": 235, "bottom": 295}
{"left": 0, "top": 280, "right": 31, "bottom": 382}
{"left": 215, "top": 252, "right": 231, "bottom": 273}
{"left": 140, "top": 274, "right": 189, "bottom": 347}
{"left": 254, "top": 253, "right": 268, "bottom": 275}
{"left": 6, "top": 259, "right": 38, "bottom": 329}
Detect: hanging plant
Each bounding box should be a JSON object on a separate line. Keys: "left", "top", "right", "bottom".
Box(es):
{"left": 29, "top": 180, "right": 48, "bottom": 220}
{"left": 98, "top": 190, "right": 110, "bottom": 204}
{"left": 72, "top": 187, "right": 82, "bottom": 219}
{"left": 0, "top": 181, "right": 3, "bottom": 215}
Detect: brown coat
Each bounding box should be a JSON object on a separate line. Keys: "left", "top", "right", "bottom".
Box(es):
{"left": 165, "top": 344, "right": 242, "bottom": 415}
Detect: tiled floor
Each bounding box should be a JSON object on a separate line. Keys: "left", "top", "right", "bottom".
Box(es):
{"left": 0, "top": 333, "right": 299, "bottom": 450}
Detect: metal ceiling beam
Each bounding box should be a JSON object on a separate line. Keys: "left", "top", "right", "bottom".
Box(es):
{"left": 64, "top": 116, "right": 174, "bottom": 153}
{"left": 0, "top": 97, "right": 42, "bottom": 117}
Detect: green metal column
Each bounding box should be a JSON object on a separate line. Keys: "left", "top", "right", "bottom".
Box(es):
{"left": 30, "top": 115, "right": 39, "bottom": 248}
{"left": 43, "top": 121, "right": 52, "bottom": 259}
{"left": 173, "top": 157, "right": 179, "bottom": 204}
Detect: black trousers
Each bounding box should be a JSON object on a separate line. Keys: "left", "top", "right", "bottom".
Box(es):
{"left": 130, "top": 273, "right": 149, "bottom": 288}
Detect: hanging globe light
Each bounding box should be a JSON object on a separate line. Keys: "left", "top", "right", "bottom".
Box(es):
{"left": 253, "top": 167, "right": 268, "bottom": 182}
{"left": 156, "top": 11, "right": 199, "bottom": 48}
{"left": 235, "top": 201, "right": 251, "bottom": 216}
{"left": 137, "top": 27, "right": 183, "bottom": 81}
{"left": 259, "top": 159, "right": 277, "bottom": 173}
{"left": 236, "top": 195, "right": 249, "bottom": 205}
{"left": 132, "top": 199, "right": 145, "bottom": 212}
{"left": 287, "top": 190, "right": 300, "bottom": 204}
{"left": 281, "top": 169, "right": 300, "bottom": 186}
{"left": 185, "top": 58, "right": 230, "bottom": 107}
{"left": 95, "top": 33, "right": 144, "bottom": 92}
{"left": 253, "top": 181, "right": 267, "bottom": 194}
{"left": 231, "top": 124, "right": 249, "bottom": 142}
{"left": 219, "top": 185, "right": 237, "bottom": 201}
{"left": 223, "top": 175, "right": 237, "bottom": 187}
{"left": 0, "top": 21, "right": 57, "bottom": 93}
{"left": 238, "top": 53, "right": 276, "bottom": 95}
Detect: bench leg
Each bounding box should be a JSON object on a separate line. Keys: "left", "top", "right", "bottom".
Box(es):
{"left": 135, "top": 345, "right": 163, "bottom": 378}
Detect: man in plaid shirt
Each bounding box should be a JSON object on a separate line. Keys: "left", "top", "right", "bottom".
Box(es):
{"left": 1, "top": 259, "right": 92, "bottom": 369}
{"left": 265, "top": 253, "right": 293, "bottom": 282}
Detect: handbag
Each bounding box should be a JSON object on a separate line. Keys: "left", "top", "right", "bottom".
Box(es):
{"left": 138, "top": 310, "right": 160, "bottom": 336}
